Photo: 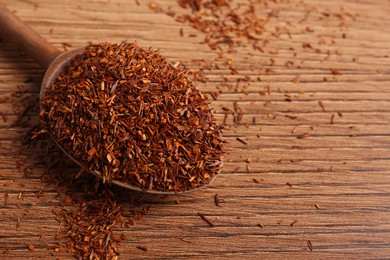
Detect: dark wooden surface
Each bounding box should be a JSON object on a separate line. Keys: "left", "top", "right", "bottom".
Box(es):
{"left": 0, "top": 0, "right": 389, "bottom": 259}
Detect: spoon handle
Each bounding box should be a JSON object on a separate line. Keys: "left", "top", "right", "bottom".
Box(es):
{"left": 0, "top": 4, "right": 61, "bottom": 69}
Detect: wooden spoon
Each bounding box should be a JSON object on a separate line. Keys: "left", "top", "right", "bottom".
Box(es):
{"left": 0, "top": 4, "right": 220, "bottom": 194}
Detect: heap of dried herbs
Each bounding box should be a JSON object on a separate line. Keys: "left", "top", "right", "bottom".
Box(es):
{"left": 40, "top": 42, "right": 224, "bottom": 192}
{"left": 175, "top": 0, "right": 267, "bottom": 51}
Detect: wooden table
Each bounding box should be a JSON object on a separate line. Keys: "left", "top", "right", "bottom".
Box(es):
{"left": 1, "top": 0, "right": 389, "bottom": 259}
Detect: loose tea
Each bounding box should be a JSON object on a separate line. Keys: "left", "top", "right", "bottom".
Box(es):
{"left": 40, "top": 42, "right": 224, "bottom": 192}
{"left": 27, "top": 134, "right": 149, "bottom": 259}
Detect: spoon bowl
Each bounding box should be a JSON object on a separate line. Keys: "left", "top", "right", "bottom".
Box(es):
{"left": 40, "top": 47, "right": 222, "bottom": 195}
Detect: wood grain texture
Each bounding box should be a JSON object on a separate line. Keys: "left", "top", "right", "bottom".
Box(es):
{"left": 0, "top": 0, "right": 389, "bottom": 259}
